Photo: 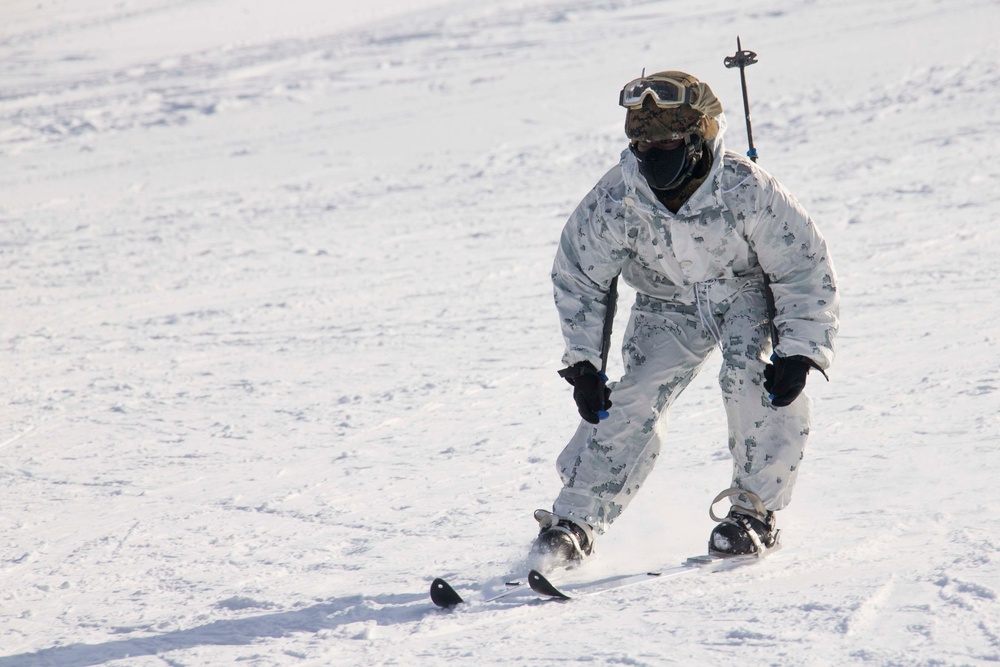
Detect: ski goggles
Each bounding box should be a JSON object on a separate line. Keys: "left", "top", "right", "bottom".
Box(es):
{"left": 618, "top": 76, "right": 712, "bottom": 113}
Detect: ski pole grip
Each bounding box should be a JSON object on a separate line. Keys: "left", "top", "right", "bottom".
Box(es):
{"left": 724, "top": 49, "right": 758, "bottom": 69}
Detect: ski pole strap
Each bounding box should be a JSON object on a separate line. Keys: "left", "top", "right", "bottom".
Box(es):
{"left": 709, "top": 488, "right": 768, "bottom": 523}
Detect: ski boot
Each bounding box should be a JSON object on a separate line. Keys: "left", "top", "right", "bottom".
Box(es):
{"left": 530, "top": 509, "right": 594, "bottom": 568}
{"left": 708, "top": 489, "right": 780, "bottom": 556}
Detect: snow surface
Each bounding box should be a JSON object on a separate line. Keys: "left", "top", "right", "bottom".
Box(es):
{"left": 2, "top": 0, "right": 999, "bottom": 664}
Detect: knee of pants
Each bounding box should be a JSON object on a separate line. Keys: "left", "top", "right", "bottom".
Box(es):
{"left": 612, "top": 362, "right": 705, "bottom": 418}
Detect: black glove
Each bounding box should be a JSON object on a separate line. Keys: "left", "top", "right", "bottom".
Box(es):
{"left": 558, "top": 361, "right": 612, "bottom": 425}
{"left": 763, "top": 355, "right": 814, "bottom": 407}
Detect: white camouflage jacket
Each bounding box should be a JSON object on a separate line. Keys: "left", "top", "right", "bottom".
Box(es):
{"left": 553, "top": 114, "right": 840, "bottom": 371}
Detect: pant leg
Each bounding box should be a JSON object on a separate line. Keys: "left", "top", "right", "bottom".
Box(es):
{"left": 716, "top": 286, "right": 812, "bottom": 513}
{"left": 553, "top": 293, "right": 716, "bottom": 534}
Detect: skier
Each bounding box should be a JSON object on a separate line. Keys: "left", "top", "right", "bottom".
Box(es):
{"left": 533, "top": 71, "right": 839, "bottom": 565}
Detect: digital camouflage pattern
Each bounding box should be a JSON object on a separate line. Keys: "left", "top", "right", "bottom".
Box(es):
{"left": 550, "top": 113, "right": 839, "bottom": 533}
{"left": 624, "top": 71, "right": 723, "bottom": 143}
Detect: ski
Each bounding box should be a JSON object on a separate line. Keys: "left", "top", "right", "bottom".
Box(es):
{"left": 527, "top": 547, "right": 780, "bottom": 601}
{"left": 429, "top": 576, "right": 529, "bottom": 608}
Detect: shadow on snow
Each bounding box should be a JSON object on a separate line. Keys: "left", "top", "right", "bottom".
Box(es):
{"left": 0, "top": 592, "right": 429, "bottom": 666}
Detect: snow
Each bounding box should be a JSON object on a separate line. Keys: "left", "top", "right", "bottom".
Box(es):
{"left": 1, "top": 0, "right": 998, "bottom": 664}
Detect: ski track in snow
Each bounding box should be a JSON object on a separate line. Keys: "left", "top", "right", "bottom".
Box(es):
{"left": 1, "top": 0, "right": 999, "bottom": 664}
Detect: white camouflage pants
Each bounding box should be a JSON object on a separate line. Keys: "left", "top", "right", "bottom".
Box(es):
{"left": 553, "top": 280, "right": 812, "bottom": 534}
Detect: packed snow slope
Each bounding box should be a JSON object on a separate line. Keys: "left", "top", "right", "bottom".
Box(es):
{"left": 2, "top": 0, "right": 999, "bottom": 664}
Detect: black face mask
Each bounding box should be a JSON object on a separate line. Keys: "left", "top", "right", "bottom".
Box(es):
{"left": 630, "top": 139, "right": 700, "bottom": 191}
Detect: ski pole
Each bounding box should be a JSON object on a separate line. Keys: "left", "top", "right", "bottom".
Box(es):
{"left": 724, "top": 36, "right": 759, "bottom": 162}
{"left": 599, "top": 275, "right": 619, "bottom": 376}
{"left": 724, "top": 38, "right": 779, "bottom": 347}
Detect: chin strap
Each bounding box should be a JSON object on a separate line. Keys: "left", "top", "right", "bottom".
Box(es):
{"left": 664, "top": 134, "right": 703, "bottom": 190}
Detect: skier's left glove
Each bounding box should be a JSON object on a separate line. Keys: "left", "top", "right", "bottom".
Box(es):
{"left": 558, "top": 361, "right": 612, "bottom": 425}
{"left": 763, "top": 355, "right": 818, "bottom": 407}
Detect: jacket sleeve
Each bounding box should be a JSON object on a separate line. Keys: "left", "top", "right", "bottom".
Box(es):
{"left": 552, "top": 175, "right": 630, "bottom": 370}
{"left": 746, "top": 170, "right": 840, "bottom": 370}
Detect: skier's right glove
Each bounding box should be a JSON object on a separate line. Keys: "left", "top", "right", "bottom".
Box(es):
{"left": 558, "top": 361, "right": 612, "bottom": 425}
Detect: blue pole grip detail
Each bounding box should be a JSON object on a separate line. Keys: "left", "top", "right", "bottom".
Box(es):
{"left": 599, "top": 372, "right": 610, "bottom": 419}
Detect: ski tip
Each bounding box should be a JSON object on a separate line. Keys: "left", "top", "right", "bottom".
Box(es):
{"left": 528, "top": 569, "right": 571, "bottom": 600}
{"left": 430, "top": 577, "right": 464, "bottom": 608}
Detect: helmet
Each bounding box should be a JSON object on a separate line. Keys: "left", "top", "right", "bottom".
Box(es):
{"left": 622, "top": 71, "right": 723, "bottom": 143}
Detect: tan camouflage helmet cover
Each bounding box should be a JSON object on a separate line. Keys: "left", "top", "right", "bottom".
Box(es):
{"left": 624, "top": 71, "right": 723, "bottom": 143}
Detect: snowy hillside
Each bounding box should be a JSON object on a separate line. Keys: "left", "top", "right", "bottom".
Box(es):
{"left": 1, "top": 0, "right": 999, "bottom": 664}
